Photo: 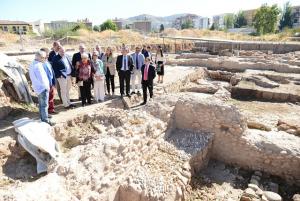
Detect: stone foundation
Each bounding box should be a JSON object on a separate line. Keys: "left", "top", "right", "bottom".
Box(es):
{"left": 174, "top": 95, "right": 300, "bottom": 185}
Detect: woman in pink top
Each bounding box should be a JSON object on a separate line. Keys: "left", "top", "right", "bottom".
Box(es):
{"left": 76, "top": 53, "right": 95, "bottom": 106}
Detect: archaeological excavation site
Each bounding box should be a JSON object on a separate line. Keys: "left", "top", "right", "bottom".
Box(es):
{"left": 0, "top": 40, "right": 300, "bottom": 201}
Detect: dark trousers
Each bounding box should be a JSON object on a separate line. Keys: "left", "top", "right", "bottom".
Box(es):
{"left": 119, "top": 70, "right": 131, "bottom": 95}
{"left": 142, "top": 80, "right": 153, "bottom": 103}
{"left": 105, "top": 69, "right": 115, "bottom": 93}
{"left": 48, "top": 86, "right": 55, "bottom": 112}
{"left": 79, "top": 80, "right": 92, "bottom": 106}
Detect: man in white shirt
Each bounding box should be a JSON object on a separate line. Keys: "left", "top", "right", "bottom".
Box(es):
{"left": 116, "top": 47, "right": 134, "bottom": 97}
{"left": 131, "top": 46, "right": 145, "bottom": 95}
{"left": 29, "top": 51, "right": 53, "bottom": 125}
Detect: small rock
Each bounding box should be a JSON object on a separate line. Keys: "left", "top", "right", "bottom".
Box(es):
{"left": 240, "top": 195, "right": 252, "bottom": 201}
{"left": 264, "top": 191, "right": 282, "bottom": 201}
{"left": 261, "top": 195, "right": 268, "bottom": 201}
{"left": 256, "top": 189, "right": 264, "bottom": 197}
{"left": 244, "top": 188, "right": 259, "bottom": 199}
{"left": 268, "top": 182, "right": 279, "bottom": 193}
{"left": 254, "top": 171, "right": 263, "bottom": 177}
{"left": 293, "top": 194, "right": 300, "bottom": 201}
{"left": 250, "top": 178, "right": 260, "bottom": 186}
{"left": 248, "top": 183, "right": 260, "bottom": 192}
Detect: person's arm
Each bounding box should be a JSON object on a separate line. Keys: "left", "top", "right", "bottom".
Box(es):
{"left": 100, "top": 60, "right": 105, "bottom": 75}
{"left": 116, "top": 56, "right": 120, "bottom": 72}
{"left": 152, "top": 66, "right": 156, "bottom": 79}
{"left": 129, "top": 56, "right": 134, "bottom": 71}
{"left": 35, "top": 64, "right": 49, "bottom": 91}
{"left": 141, "top": 54, "right": 145, "bottom": 66}
{"left": 71, "top": 53, "right": 77, "bottom": 67}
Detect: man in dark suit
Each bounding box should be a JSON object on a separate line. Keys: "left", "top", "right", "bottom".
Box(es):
{"left": 72, "top": 44, "right": 92, "bottom": 76}
{"left": 141, "top": 57, "right": 156, "bottom": 105}
{"left": 116, "top": 47, "right": 134, "bottom": 97}
{"left": 52, "top": 47, "right": 75, "bottom": 109}
{"left": 48, "top": 41, "right": 61, "bottom": 64}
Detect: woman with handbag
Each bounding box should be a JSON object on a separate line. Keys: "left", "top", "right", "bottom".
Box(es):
{"left": 91, "top": 51, "right": 105, "bottom": 102}
{"left": 155, "top": 45, "right": 165, "bottom": 84}
{"left": 77, "top": 53, "right": 95, "bottom": 106}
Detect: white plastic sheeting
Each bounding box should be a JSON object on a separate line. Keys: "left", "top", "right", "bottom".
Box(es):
{"left": 13, "top": 118, "right": 60, "bottom": 174}
{"left": 0, "top": 53, "right": 33, "bottom": 103}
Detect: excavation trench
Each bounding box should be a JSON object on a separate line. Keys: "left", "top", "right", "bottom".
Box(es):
{"left": 1, "top": 67, "right": 299, "bottom": 200}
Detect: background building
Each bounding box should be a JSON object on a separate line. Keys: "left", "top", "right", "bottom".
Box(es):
{"left": 243, "top": 9, "right": 256, "bottom": 26}
{"left": 31, "top": 20, "right": 44, "bottom": 35}
{"left": 112, "top": 18, "right": 123, "bottom": 30}
{"left": 292, "top": 5, "right": 300, "bottom": 28}
{"left": 44, "top": 19, "right": 92, "bottom": 31}
{"left": 197, "top": 17, "right": 210, "bottom": 29}
{"left": 212, "top": 14, "right": 226, "bottom": 29}
{"left": 133, "top": 21, "right": 151, "bottom": 33}
{"left": 173, "top": 14, "right": 199, "bottom": 29}
{"left": 0, "top": 20, "right": 32, "bottom": 34}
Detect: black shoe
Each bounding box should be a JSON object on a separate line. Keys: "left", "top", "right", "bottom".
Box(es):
{"left": 48, "top": 114, "right": 53, "bottom": 119}
{"left": 126, "top": 94, "right": 131, "bottom": 98}
{"left": 131, "top": 92, "right": 136, "bottom": 95}
{"left": 140, "top": 102, "right": 146, "bottom": 105}
{"left": 46, "top": 121, "right": 55, "bottom": 126}
{"left": 70, "top": 104, "right": 76, "bottom": 108}
{"left": 49, "top": 110, "right": 58, "bottom": 114}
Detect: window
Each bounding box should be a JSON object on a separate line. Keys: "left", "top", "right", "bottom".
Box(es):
{"left": 295, "top": 19, "right": 298, "bottom": 23}
{"left": 3, "top": 26, "right": 8, "bottom": 32}
{"left": 23, "top": 26, "right": 27, "bottom": 31}
{"left": 12, "top": 26, "right": 16, "bottom": 32}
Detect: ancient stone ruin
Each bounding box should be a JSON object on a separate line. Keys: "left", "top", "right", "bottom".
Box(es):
{"left": 0, "top": 48, "right": 300, "bottom": 201}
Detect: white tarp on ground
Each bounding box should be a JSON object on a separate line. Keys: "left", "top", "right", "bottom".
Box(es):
{"left": 13, "top": 118, "right": 60, "bottom": 174}
{"left": 0, "top": 53, "right": 33, "bottom": 103}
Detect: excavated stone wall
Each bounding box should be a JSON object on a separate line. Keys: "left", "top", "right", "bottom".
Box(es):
{"left": 174, "top": 95, "right": 300, "bottom": 185}
{"left": 168, "top": 57, "right": 300, "bottom": 74}
{"left": 194, "top": 41, "right": 300, "bottom": 54}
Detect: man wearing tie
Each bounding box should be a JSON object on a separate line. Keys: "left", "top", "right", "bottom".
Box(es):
{"left": 116, "top": 47, "right": 134, "bottom": 97}
{"left": 131, "top": 46, "right": 145, "bottom": 95}
{"left": 141, "top": 57, "right": 156, "bottom": 105}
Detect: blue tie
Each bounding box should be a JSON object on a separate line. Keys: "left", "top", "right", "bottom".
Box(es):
{"left": 136, "top": 54, "right": 139, "bottom": 69}
{"left": 123, "top": 56, "right": 126, "bottom": 70}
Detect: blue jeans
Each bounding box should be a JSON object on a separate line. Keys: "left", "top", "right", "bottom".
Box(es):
{"left": 38, "top": 89, "right": 49, "bottom": 123}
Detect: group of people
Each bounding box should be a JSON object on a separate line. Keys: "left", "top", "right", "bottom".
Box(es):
{"left": 29, "top": 41, "right": 166, "bottom": 125}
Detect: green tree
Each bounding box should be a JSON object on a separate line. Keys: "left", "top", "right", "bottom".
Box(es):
{"left": 224, "top": 14, "right": 235, "bottom": 29}
{"left": 93, "top": 25, "right": 100, "bottom": 32}
{"left": 279, "top": 2, "right": 293, "bottom": 30}
{"left": 181, "top": 19, "right": 194, "bottom": 29}
{"left": 235, "top": 11, "right": 248, "bottom": 28}
{"left": 159, "top": 24, "right": 165, "bottom": 32}
{"left": 253, "top": 4, "right": 280, "bottom": 35}
{"left": 100, "top": 20, "right": 118, "bottom": 31}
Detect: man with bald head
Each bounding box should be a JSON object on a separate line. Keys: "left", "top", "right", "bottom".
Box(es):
{"left": 52, "top": 47, "right": 75, "bottom": 109}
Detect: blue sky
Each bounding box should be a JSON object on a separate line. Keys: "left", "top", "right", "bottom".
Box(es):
{"left": 1, "top": 0, "right": 299, "bottom": 24}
